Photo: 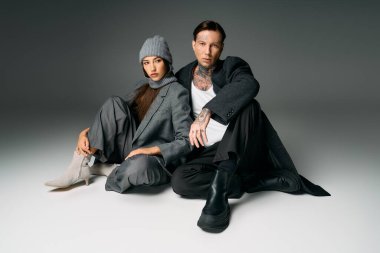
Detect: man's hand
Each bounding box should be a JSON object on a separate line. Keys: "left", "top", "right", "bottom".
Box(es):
{"left": 189, "top": 108, "right": 211, "bottom": 148}
{"left": 76, "top": 128, "right": 91, "bottom": 156}
{"left": 125, "top": 146, "right": 161, "bottom": 160}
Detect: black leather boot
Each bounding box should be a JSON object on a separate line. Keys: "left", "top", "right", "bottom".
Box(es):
{"left": 197, "top": 167, "right": 235, "bottom": 233}
{"left": 245, "top": 172, "right": 300, "bottom": 193}
{"left": 246, "top": 175, "right": 289, "bottom": 192}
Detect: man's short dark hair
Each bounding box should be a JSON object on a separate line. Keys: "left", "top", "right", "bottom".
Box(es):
{"left": 193, "top": 20, "right": 226, "bottom": 42}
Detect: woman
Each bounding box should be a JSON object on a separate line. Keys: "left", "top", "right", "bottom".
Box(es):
{"left": 45, "top": 35, "right": 192, "bottom": 193}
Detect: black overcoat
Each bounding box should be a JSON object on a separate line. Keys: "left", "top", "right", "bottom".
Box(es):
{"left": 175, "top": 56, "right": 329, "bottom": 196}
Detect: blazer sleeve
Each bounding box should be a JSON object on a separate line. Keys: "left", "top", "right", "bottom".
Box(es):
{"left": 205, "top": 57, "right": 260, "bottom": 125}
{"left": 156, "top": 84, "right": 192, "bottom": 166}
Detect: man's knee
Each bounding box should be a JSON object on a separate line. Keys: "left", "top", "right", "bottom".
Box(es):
{"left": 171, "top": 164, "right": 213, "bottom": 199}
{"left": 239, "top": 99, "right": 261, "bottom": 116}
{"left": 171, "top": 166, "right": 189, "bottom": 196}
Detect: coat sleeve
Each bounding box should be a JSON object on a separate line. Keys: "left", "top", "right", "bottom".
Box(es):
{"left": 156, "top": 84, "right": 193, "bottom": 166}
{"left": 205, "top": 57, "right": 260, "bottom": 125}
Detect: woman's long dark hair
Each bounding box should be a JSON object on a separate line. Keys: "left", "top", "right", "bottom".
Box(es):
{"left": 132, "top": 59, "right": 170, "bottom": 122}
{"left": 132, "top": 84, "right": 161, "bottom": 122}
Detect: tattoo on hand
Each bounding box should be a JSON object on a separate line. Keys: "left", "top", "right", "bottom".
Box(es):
{"left": 196, "top": 108, "right": 211, "bottom": 123}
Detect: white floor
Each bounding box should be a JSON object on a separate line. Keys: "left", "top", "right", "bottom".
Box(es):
{"left": 0, "top": 110, "right": 379, "bottom": 253}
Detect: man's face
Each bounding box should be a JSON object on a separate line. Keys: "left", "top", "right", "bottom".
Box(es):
{"left": 192, "top": 30, "right": 224, "bottom": 69}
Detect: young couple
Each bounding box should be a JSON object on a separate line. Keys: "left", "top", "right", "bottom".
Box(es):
{"left": 46, "top": 20, "right": 330, "bottom": 233}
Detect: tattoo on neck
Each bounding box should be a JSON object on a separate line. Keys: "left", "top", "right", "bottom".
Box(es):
{"left": 197, "top": 65, "right": 213, "bottom": 78}
{"left": 193, "top": 65, "right": 213, "bottom": 91}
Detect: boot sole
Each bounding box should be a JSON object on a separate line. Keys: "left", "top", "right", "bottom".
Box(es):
{"left": 197, "top": 208, "right": 230, "bottom": 233}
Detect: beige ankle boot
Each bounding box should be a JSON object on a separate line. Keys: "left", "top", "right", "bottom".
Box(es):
{"left": 45, "top": 151, "right": 91, "bottom": 188}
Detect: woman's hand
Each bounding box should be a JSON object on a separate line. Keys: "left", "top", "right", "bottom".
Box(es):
{"left": 190, "top": 108, "right": 211, "bottom": 148}
{"left": 76, "top": 128, "right": 91, "bottom": 155}
{"left": 125, "top": 146, "right": 161, "bottom": 160}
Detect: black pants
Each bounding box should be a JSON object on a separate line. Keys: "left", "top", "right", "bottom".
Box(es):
{"left": 171, "top": 100, "right": 330, "bottom": 199}
{"left": 171, "top": 144, "right": 244, "bottom": 199}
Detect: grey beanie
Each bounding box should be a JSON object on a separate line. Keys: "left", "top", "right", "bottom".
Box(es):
{"left": 139, "top": 35, "right": 173, "bottom": 64}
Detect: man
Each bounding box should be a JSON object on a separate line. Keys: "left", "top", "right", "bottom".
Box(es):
{"left": 171, "top": 20, "right": 329, "bottom": 233}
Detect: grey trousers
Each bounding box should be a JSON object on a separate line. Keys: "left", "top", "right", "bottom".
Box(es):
{"left": 105, "top": 154, "right": 169, "bottom": 193}
{"left": 87, "top": 96, "right": 170, "bottom": 193}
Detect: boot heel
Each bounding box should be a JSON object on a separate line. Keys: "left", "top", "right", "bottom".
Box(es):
{"left": 80, "top": 166, "right": 91, "bottom": 186}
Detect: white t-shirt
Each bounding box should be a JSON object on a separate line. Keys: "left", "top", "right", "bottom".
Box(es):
{"left": 191, "top": 81, "right": 228, "bottom": 147}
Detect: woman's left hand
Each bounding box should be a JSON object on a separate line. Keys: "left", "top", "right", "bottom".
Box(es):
{"left": 125, "top": 146, "right": 161, "bottom": 160}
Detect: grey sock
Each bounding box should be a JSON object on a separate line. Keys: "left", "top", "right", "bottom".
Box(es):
{"left": 90, "top": 163, "right": 118, "bottom": 177}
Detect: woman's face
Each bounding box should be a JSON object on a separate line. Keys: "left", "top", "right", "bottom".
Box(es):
{"left": 142, "top": 56, "right": 167, "bottom": 81}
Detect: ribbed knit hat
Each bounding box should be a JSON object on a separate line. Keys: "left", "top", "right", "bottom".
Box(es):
{"left": 139, "top": 35, "right": 173, "bottom": 64}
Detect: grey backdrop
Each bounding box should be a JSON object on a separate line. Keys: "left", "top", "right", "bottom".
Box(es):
{"left": 1, "top": 1, "right": 379, "bottom": 251}
{"left": 2, "top": 0, "right": 379, "bottom": 118}
{"left": 1, "top": 0, "right": 379, "bottom": 172}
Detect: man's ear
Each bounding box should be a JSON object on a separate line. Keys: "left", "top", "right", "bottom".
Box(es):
{"left": 192, "top": 40, "right": 196, "bottom": 51}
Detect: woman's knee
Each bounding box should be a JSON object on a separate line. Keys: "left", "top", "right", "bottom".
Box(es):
{"left": 102, "top": 96, "right": 122, "bottom": 108}
{"left": 123, "top": 155, "right": 165, "bottom": 186}
{"left": 100, "top": 96, "right": 130, "bottom": 114}
{"left": 123, "top": 155, "right": 148, "bottom": 179}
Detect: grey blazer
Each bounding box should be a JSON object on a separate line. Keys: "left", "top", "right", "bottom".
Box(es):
{"left": 130, "top": 82, "right": 192, "bottom": 169}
